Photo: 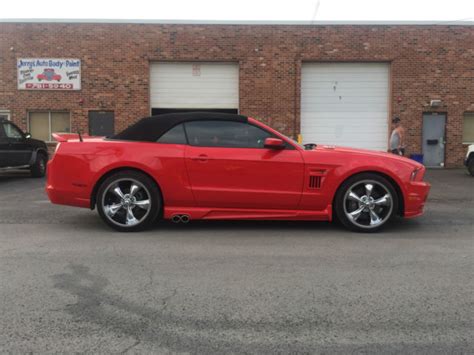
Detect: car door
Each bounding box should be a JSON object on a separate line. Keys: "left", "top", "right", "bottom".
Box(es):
{"left": 2, "top": 121, "right": 32, "bottom": 166}
{"left": 184, "top": 120, "right": 305, "bottom": 210}
{"left": 0, "top": 123, "right": 9, "bottom": 167}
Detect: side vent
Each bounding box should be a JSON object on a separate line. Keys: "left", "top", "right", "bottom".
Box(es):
{"left": 309, "top": 175, "right": 322, "bottom": 189}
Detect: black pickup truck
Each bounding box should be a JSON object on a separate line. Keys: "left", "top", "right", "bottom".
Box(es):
{"left": 0, "top": 118, "right": 49, "bottom": 177}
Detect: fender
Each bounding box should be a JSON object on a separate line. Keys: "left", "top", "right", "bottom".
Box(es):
{"left": 330, "top": 165, "right": 407, "bottom": 215}
{"left": 28, "top": 148, "right": 49, "bottom": 166}
{"left": 89, "top": 161, "right": 164, "bottom": 210}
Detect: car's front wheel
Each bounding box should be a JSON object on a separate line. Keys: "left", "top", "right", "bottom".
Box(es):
{"left": 96, "top": 170, "right": 161, "bottom": 232}
{"left": 335, "top": 173, "right": 398, "bottom": 232}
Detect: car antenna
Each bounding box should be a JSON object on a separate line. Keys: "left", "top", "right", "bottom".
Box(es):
{"left": 78, "top": 130, "right": 83, "bottom": 142}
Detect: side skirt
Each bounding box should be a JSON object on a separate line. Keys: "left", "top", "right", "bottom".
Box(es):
{"left": 164, "top": 206, "right": 332, "bottom": 222}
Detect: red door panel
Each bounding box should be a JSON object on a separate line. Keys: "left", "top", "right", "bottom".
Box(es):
{"left": 185, "top": 146, "right": 304, "bottom": 209}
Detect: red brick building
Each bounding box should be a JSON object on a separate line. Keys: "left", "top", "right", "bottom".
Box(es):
{"left": 0, "top": 20, "right": 473, "bottom": 167}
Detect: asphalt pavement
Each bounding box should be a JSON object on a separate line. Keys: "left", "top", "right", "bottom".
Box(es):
{"left": 0, "top": 169, "right": 472, "bottom": 354}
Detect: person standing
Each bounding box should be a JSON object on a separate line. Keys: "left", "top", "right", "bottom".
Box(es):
{"left": 390, "top": 116, "right": 405, "bottom": 156}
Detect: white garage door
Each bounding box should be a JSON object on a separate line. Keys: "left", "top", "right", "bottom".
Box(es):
{"left": 301, "top": 63, "right": 389, "bottom": 151}
{"left": 150, "top": 62, "right": 239, "bottom": 111}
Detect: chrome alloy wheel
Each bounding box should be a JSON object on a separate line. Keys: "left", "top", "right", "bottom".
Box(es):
{"left": 343, "top": 179, "right": 393, "bottom": 229}
{"left": 101, "top": 178, "right": 152, "bottom": 227}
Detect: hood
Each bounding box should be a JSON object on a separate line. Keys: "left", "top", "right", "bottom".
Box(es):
{"left": 310, "top": 144, "right": 423, "bottom": 168}
{"left": 27, "top": 137, "right": 47, "bottom": 147}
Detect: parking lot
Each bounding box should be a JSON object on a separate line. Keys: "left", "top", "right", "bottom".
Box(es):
{"left": 0, "top": 169, "right": 472, "bottom": 353}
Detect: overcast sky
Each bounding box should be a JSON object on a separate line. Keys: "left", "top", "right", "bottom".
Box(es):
{"left": 1, "top": 0, "right": 473, "bottom": 22}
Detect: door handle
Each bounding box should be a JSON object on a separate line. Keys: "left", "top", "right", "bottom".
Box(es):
{"left": 191, "top": 154, "right": 208, "bottom": 162}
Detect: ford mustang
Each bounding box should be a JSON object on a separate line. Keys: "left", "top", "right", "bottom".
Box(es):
{"left": 46, "top": 112, "right": 430, "bottom": 232}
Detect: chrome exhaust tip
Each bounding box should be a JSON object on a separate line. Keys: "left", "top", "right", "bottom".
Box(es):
{"left": 171, "top": 214, "right": 190, "bottom": 223}
{"left": 171, "top": 215, "right": 181, "bottom": 223}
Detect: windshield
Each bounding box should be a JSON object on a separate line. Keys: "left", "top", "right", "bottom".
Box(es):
{"left": 281, "top": 134, "right": 305, "bottom": 149}
{"left": 282, "top": 135, "right": 316, "bottom": 150}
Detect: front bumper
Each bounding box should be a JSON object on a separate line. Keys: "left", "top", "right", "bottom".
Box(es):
{"left": 404, "top": 181, "right": 431, "bottom": 218}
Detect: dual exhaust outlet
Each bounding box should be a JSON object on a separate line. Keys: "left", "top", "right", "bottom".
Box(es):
{"left": 171, "top": 214, "right": 190, "bottom": 224}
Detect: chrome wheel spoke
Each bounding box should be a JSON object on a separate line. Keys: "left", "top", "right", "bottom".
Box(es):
{"left": 105, "top": 203, "right": 122, "bottom": 217}
{"left": 129, "top": 184, "right": 140, "bottom": 197}
{"left": 113, "top": 186, "right": 125, "bottom": 199}
{"left": 369, "top": 209, "right": 382, "bottom": 225}
{"left": 374, "top": 194, "right": 391, "bottom": 206}
{"left": 348, "top": 191, "right": 362, "bottom": 202}
{"left": 348, "top": 206, "right": 365, "bottom": 221}
{"left": 103, "top": 178, "right": 152, "bottom": 228}
{"left": 344, "top": 179, "right": 394, "bottom": 229}
{"left": 134, "top": 199, "right": 150, "bottom": 210}
{"left": 125, "top": 206, "right": 139, "bottom": 226}
{"left": 365, "top": 184, "right": 374, "bottom": 198}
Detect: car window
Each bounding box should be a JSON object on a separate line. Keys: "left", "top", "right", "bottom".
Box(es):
{"left": 2, "top": 122, "right": 23, "bottom": 139}
{"left": 184, "top": 120, "right": 273, "bottom": 148}
{"left": 157, "top": 124, "right": 187, "bottom": 144}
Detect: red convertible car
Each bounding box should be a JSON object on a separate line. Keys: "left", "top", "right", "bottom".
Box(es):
{"left": 37, "top": 68, "right": 62, "bottom": 82}
{"left": 46, "top": 112, "right": 430, "bottom": 232}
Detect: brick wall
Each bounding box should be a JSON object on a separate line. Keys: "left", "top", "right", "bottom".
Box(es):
{"left": 0, "top": 22, "right": 473, "bottom": 166}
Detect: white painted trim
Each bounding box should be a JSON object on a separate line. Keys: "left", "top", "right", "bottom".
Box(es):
{"left": 0, "top": 110, "right": 11, "bottom": 120}
{"left": 0, "top": 18, "right": 473, "bottom": 26}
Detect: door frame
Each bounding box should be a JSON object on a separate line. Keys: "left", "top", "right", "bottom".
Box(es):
{"left": 422, "top": 111, "right": 447, "bottom": 168}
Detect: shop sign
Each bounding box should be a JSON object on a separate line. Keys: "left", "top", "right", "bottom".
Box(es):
{"left": 17, "top": 58, "right": 81, "bottom": 90}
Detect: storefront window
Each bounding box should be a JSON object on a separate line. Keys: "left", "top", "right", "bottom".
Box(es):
{"left": 29, "top": 111, "right": 70, "bottom": 142}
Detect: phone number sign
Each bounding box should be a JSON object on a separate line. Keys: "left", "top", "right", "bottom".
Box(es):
{"left": 17, "top": 58, "right": 81, "bottom": 91}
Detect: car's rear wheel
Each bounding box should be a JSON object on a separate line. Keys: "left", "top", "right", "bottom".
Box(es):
{"left": 335, "top": 173, "right": 398, "bottom": 232}
{"left": 30, "top": 152, "right": 47, "bottom": 178}
{"left": 97, "top": 171, "right": 161, "bottom": 232}
{"left": 468, "top": 158, "right": 474, "bottom": 176}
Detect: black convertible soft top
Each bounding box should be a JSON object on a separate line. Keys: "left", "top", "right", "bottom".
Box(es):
{"left": 111, "top": 112, "right": 248, "bottom": 142}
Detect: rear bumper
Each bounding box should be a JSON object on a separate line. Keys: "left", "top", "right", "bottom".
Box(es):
{"left": 46, "top": 184, "right": 90, "bottom": 208}
{"left": 404, "top": 181, "right": 431, "bottom": 218}
{"left": 45, "top": 159, "right": 91, "bottom": 208}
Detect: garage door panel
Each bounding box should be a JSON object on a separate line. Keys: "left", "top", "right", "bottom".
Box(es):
{"left": 300, "top": 111, "right": 388, "bottom": 118}
{"left": 150, "top": 62, "right": 239, "bottom": 110}
{"left": 303, "top": 81, "right": 388, "bottom": 89}
{"left": 302, "top": 63, "right": 389, "bottom": 73}
{"left": 303, "top": 98, "right": 389, "bottom": 106}
{"left": 301, "top": 63, "right": 389, "bottom": 151}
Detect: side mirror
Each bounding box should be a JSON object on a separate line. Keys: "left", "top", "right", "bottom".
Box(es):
{"left": 264, "top": 137, "right": 285, "bottom": 149}
{"left": 25, "top": 132, "right": 31, "bottom": 139}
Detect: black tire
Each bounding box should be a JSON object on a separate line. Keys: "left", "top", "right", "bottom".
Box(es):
{"left": 96, "top": 170, "right": 161, "bottom": 232}
{"left": 334, "top": 173, "right": 399, "bottom": 233}
{"left": 30, "top": 152, "right": 47, "bottom": 178}
{"left": 468, "top": 158, "right": 474, "bottom": 177}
